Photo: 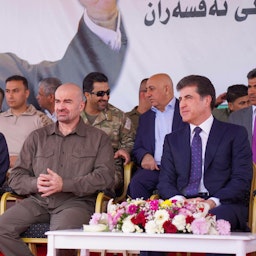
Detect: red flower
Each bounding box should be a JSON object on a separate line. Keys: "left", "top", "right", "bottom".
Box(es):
{"left": 131, "top": 211, "right": 146, "bottom": 227}
{"left": 163, "top": 220, "right": 177, "bottom": 233}
{"left": 186, "top": 215, "right": 195, "bottom": 224}
{"left": 199, "top": 207, "right": 204, "bottom": 212}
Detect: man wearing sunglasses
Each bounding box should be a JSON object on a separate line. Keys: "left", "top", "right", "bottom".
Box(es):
{"left": 81, "top": 72, "right": 135, "bottom": 196}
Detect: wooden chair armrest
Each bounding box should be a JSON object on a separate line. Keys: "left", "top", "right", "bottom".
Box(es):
{"left": 150, "top": 194, "right": 160, "bottom": 200}
{"left": 114, "top": 161, "right": 133, "bottom": 203}
{"left": 0, "top": 192, "right": 24, "bottom": 214}
{"left": 251, "top": 191, "right": 256, "bottom": 233}
{"left": 95, "top": 192, "right": 112, "bottom": 213}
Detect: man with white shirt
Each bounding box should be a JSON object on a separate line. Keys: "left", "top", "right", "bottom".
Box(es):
{"left": 158, "top": 75, "right": 252, "bottom": 234}
{"left": 0, "top": 0, "right": 127, "bottom": 111}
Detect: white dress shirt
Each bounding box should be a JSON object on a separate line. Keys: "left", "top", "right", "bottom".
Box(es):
{"left": 172, "top": 115, "right": 220, "bottom": 207}
{"left": 83, "top": 9, "right": 121, "bottom": 51}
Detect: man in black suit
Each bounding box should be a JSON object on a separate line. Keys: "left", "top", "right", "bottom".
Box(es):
{"left": 0, "top": 0, "right": 127, "bottom": 110}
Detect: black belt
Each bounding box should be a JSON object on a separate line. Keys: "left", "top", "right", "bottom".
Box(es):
{"left": 186, "top": 192, "right": 209, "bottom": 199}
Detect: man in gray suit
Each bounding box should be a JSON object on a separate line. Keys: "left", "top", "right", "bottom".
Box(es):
{"left": 229, "top": 68, "right": 256, "bottom": 148}
{"left": 0, "top": 0, "right": 127, "bottom": 111}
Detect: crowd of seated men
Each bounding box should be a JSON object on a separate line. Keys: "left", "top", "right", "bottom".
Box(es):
{"left": 0, "top": 68, "right": 255, "bottom": 256}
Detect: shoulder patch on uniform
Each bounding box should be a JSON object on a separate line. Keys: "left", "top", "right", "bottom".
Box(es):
{"left": 124, "top": 117, "right": 131, "bottom": 130}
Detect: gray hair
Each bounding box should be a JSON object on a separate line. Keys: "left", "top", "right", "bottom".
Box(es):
{"left": 39, "top": 77, "right": 62, "bottom": 96}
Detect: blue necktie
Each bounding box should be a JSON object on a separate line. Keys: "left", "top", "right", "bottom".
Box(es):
{"left": 186, "top": 127, "right": 202, "bottom": 196}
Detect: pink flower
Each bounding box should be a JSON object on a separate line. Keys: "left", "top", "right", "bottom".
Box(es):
{"left": 216, "top": 219, "right": 231, "bottom": 235}
{"left": 89, "top": 213, "right": 102, "bottom": 225}
{"left": 127, "top": 204, "right": 138, "bottom": 214}
{"left": 111, "top": 211, "right": 123, "bottom": 225}
{"left": 178, "top": 208, "right": 192, "bottom": 216}
{"left": 149, "top": 200, "right": 159, "bottom": 211}
{"left": 191, "top": 218, "right": 209, "bottom": 234}
{"left": 89, "top": 198, "right": 232, "bottom": 235}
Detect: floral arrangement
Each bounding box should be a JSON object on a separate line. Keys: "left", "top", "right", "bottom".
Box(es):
{"left": 88, "top": 198, "right": 231, "bottom": 235}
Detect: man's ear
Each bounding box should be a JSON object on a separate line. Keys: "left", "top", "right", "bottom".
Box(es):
{"left": 84, "top": 92, "right": 90, "bottom": 98}
{"left": 204, "top": 95, "right": 212, "bottom": 108}
{"left": 228, "top": 102, "right": 234, "bottom": 111}
{"left": 25, "top": 89, "right": 30, "bottom": 99}
{"left": 49, "top": 94, "right": 55, "bottom": 103}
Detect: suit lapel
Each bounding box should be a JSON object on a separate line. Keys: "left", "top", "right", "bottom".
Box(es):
{"left": 147, "top": 110, "right": 156, "bottom": 153}
{"left": 178, "top": 125, "right": 191, "bottom": 175}
{"left": 245, "top": 107, "right": 253, "bottom": 140}
{"left": 204, "top": 119, "right": 224, "bottom": 171}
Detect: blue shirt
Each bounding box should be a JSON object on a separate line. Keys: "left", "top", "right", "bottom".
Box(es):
{"left": 152, "top": 98, "right": 176, "bottom": 165}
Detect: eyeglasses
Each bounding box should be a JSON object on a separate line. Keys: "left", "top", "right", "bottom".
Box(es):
{"left": 90, "top": 89, "right": 110, "bottom": 97}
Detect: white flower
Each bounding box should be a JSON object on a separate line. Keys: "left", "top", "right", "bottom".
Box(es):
{"left": 121, "top": 216, "right": 136, "bottom": 233}
{"left": 133, "top": 198, "right": 145, "bottom": 206}
{"left": 154, "top": 209, "right": 169, "bottom": 225}
{"left": 145, "top": 220, "right": 164, "bottom": 234}
{"left": 208, "top": 225, "right": 219, "bottom": 235}
{"left": 172, "top": 214, "right": 186, "bottom": 231}
{"left": 135, "top": 225, "right": 144, "bottom": 233}
{"left": 193, "top": 202, "right": 210, "bottom": 218}
{"left": 107, "top": 199, "right": 118, "bottom": 213}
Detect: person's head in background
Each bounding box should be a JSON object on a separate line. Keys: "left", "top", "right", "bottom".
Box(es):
{"left": 247, "top": 68, "right": 256, "bottom": 106}
{"left": 226, "top": 84, "right": 250, "bottom": 112}
{"left": 145, "top": 73, "right": 174, "bottom": 112}
{"left": 37, "top": 77, "right": 62, "bottom": 115}
{"left": 137, "top": 78, "right": 151, "bottom": 114}
{"left": 0, "top": 87, "right": 4, "bottom": 112}
{"left": 5, "top": 75, "right": 29, "bottom": 115}
{"left": 83, "top": 72, "right": 110, "bottom": 113}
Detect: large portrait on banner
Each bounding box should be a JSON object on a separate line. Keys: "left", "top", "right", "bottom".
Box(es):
{"left": 0, "top": 0, "right": 255, "bottom": 111}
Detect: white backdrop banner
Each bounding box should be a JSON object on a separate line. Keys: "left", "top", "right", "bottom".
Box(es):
{"left": 0, "top": 0, "right": 255, "bottom": 111}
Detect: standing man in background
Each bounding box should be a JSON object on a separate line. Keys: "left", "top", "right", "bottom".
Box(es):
{"left": 126, "top": 78, "right": 151, "bottom": 132}
{"left": 229, "top": 68, "right": 256, "bottom": 147}
{"left": 213, "top": 84, "right": 250, "bottom": 122}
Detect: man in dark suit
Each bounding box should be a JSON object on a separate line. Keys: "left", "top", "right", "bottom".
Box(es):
{"left": 128, "top": 73, "right": 185, "bottom": 199}
{"left": 229, "top": 68, "right": 256, "bottom": 147}
{"left": 0, "top": 0, "right": 127, "bottom": 111}
{"left": 159, "top": 75, "right": 252, "bottom": 233}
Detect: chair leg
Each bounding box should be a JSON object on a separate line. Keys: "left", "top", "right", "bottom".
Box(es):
{"left": 122, "top": 251, "right": 128, "bottom": 256}
{"left": 128, "top": 252, "right": 139, "bottom": 256}
{"left": 27, "top": 243, "right": 37, "bottom": 256}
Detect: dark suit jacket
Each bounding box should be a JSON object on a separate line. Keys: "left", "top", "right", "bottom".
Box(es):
{"left": 229, "top": 106, "right": 252, "bottom": 146}
{"left": 132, "top": 99, "right": 185, "bottom": 166}
{"left": 0, "top": 17, "right": 128, "bottom": 111}
{"left": 0, "top": 133, "right": 9, "bottom": 187}
{"left": 158, "top": 118, "right": 252, "bottom": 205}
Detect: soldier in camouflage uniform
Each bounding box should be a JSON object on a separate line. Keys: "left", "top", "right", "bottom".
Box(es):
{"left": 81, "top": 72, "right": 135, "bottom": 195}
